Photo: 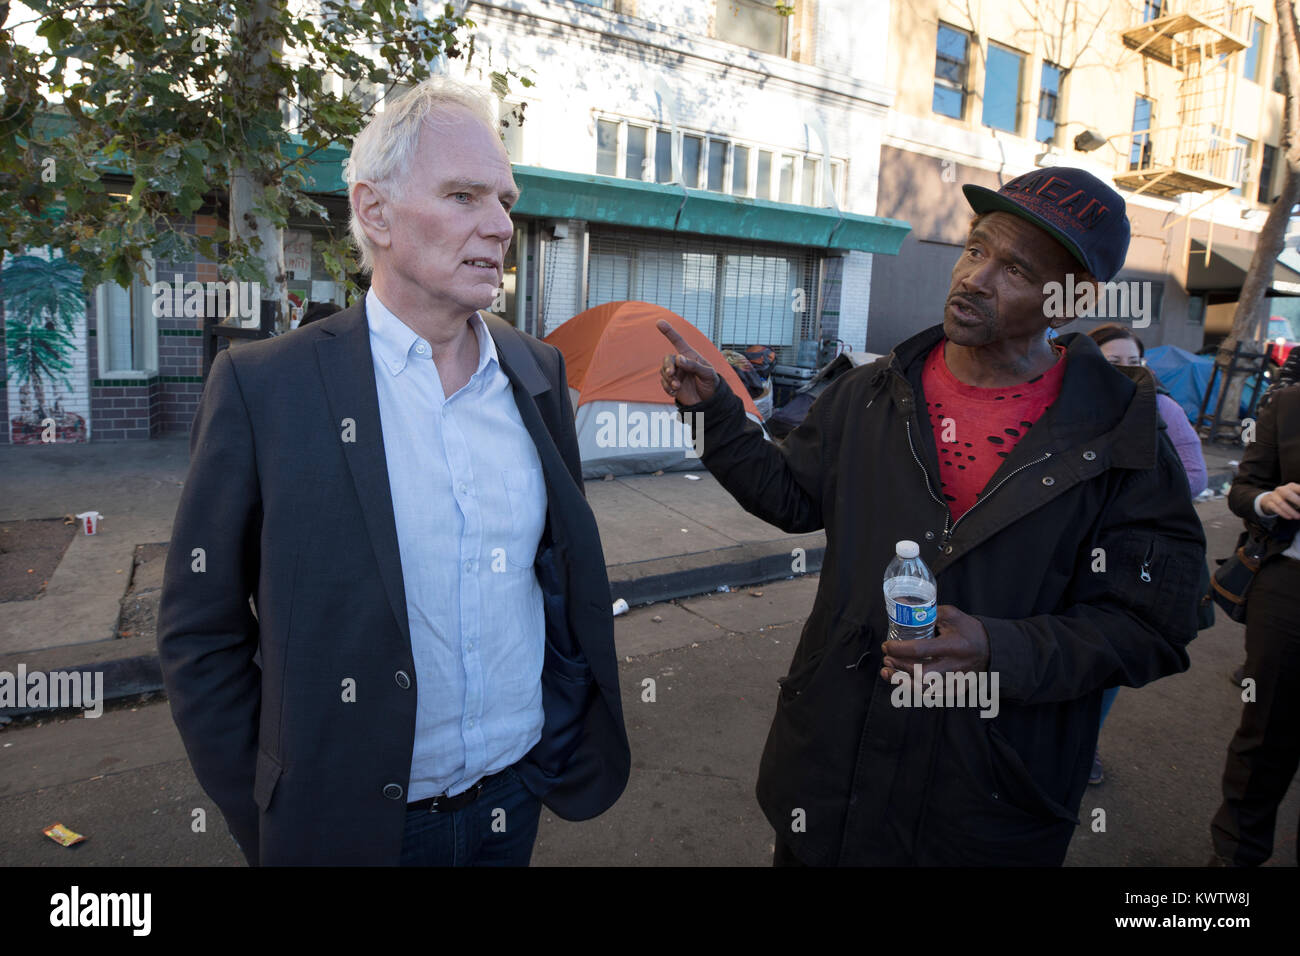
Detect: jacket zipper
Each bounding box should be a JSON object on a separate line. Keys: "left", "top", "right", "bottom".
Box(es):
{"left": 905, "top": 418, "right": 1053, "bottom": 550}
{"left": 1140, "top": 540, "right": 1154, "bottom": 583}
{"left": 944, "top": 451, "right": 1054, "bottom": 546}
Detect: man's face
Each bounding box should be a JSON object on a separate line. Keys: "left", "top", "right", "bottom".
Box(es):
{"left": 944, "top": 211, "right": 1080, "bottom": 347}
{"left": 373, "top": 106, "right": 518, "bottom": 317}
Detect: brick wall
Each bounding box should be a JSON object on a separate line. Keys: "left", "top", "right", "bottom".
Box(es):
{"left": 837, "top": 250, "right": 873, "bottom": 351}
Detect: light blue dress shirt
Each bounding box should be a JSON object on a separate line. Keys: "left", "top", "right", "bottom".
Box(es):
{"left": 366, "top": 289, "right": 548, "bottom": 801}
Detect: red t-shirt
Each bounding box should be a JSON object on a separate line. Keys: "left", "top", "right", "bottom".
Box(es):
{"left": 921, "top": 339, "right": 1067, "bottom": 522}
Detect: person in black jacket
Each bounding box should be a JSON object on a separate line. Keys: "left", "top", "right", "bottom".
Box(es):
{"left": 659, "top": 168, "right": 1206, "bottom": 866}
{"left": 1209, "top": 381, "right": 1300, "bottom": 865}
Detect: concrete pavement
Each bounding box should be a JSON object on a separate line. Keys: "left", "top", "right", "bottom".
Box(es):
{"left": 2, "top": 509, "right": 1296, "bottom": 866}
{"left": 0, "top": 438, "right": 824, "bottom": 713}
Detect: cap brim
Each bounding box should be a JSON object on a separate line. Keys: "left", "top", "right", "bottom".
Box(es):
{"left": 962, "top": 184, "right": 1093, "bottom": 277}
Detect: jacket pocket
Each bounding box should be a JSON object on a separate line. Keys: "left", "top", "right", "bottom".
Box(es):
{"left": 777, "top": 649, "right": 825, "bottom": 704}
{"left": 253, "top": 749, "right": 283, "bottom": 812}
{"left": 985, "top": 724, "right": 1078, "bottom": 825}
{"left": 1119, "top": 534, "right": 1197, "bottom": 644}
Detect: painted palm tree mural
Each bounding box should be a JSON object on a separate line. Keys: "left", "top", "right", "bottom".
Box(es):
{"left": 3, "top": 252, "right": 88, "bottom": 443}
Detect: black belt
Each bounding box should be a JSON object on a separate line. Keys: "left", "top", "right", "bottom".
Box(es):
{"left": 407, "top": 767, "right": 510, "bottom": 814}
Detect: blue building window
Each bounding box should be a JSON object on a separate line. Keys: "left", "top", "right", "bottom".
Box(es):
{"left": 933, "top": 23, "right": 970, "bottom": 119}
{"left": 1037, "top": 63, "right": 1062, "bottom": 143}
{"left": 1130, "top": 96, "right": 1153, "bottom": 170}
{"left": 982, "top": 43, "right": 1024, "bottom": 133}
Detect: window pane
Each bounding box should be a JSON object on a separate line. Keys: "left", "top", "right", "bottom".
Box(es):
{"left": 933, "top": 85, "right": 964, "bottom": 119}
{"left": 732, "top": 145, "right": 749, "bottom": 194}
{"left": 829, "top": 161, "right": 844, "bottom": 204}
{"left": 682, "top": 135, "right": 702, "bottom": 188}
{"left": 1231, "top": 136, "right": 1252, "bottom": 196}
{"left": 132, "top": 283, "right": 148, "bottom": 369}
{"left": 597, "top": 119, "right": 618, "bottom": 176}
{"left": 625, "top": 125, "right": 648, "bottom": 180}
{"left": 801, "top": 157, "right": 819, "bottom": 205}
{"left": 707, "top": 139, "right": 727, "bottom": 191}
{"left": 1036, "top": 63, "right": 1061, "bottom": 143}
{"left": 933, "top": 24, "right": 968, "bottom": 119}
{"left": 1142, "top": 1, "right": 1164, "bottom": 22}
{"left": 778, "top": 155, "right": 794, "bottom": 202}
{"left": 715, "top": 0, "right": 784, "bottom": 56}
{"left": 756, "top": 150, "right": 772, "bottom": 199}
{"left": 656, "top": 130, "right": 674, "bottom": 183}
{"left": 982, "top": 44, "right": 1023, "bottom": 132}
{"left": 1258, "top": 144, "right": 1278, "bottom": 203}
{"left": 1130, "top": 96, "right": 1153, "bottom": 170}
{"left": 105, "top": 282, "right": 132, "bottom": 371}
{"left": 1244, "top": 18, "right": 1263, "bottom": 81}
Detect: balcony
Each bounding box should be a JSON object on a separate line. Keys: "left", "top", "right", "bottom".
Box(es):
{"left": 1113, "top": 124, "right": 1245, "bottom": 198}
{"left": 1121, "top": 1, "right": 1251, "bottom": 69}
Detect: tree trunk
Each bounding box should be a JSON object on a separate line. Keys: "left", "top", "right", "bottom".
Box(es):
{"left": 1212, "top": 0, "right": 1300, "bottom": 437}
{"left": 229, "top": 0, "right": 287, "bottom": 330}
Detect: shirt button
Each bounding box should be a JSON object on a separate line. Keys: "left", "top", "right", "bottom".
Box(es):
{"left": 383, "top": 783, "right": 404, "bottom": 800}
{"left": 1042, "top": 476, "right": 1056, "bottom": 486}
{"left": 464, "top": 560, "right": 473, "bottom": 572}
{"left": 466, "top": 641, "right": 476, "bottom": 652}
{"left": 395, "top": 671, "right": 411, "bottom": 690}
{"left": 458, "top": 483, "right": 468, "bottom": 495}
{"left": 416, "top": 343, "right": 426, "bottom": 354}
{"left": 467, "top": 719, "right": 476, "bottom": 729}
{"left": 1082, "top": 450, "right": 1096, "bottom": 461}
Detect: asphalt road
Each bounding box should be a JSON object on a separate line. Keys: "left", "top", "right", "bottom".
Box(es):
{"left": 0, "top": 498, "right": 1294, "bottom": 868}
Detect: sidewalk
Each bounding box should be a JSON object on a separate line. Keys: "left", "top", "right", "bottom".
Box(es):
{"left": 0, "top": 438, "right": 823, "bottom": 713}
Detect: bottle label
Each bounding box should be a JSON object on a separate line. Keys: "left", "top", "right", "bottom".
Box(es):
{"left": 887, "top": 596, "right": 936, "bottom": 628}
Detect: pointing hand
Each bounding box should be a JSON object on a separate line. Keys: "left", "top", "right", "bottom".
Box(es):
{"left": 657, "top": 319, "right": 718, "bottom": 406}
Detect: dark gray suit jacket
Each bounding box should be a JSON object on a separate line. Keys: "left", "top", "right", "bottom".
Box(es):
{"left": 157, "top": 301, "right": 630, "bottom": 865}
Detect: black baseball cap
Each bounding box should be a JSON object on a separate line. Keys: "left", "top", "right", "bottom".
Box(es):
{"left": 962, "top": 167, "right": 1131, "bottom": 282}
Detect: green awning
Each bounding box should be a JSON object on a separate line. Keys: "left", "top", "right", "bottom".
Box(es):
{"left": 510, "top": 166, "right": 910, "bottom": 255}
{"left": 29, "top": 109, "right": 910, "bottom": 254}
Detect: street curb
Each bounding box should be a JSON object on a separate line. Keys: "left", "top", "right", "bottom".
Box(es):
{"left": 0, "top": 653, "right": 162, "bottom": 719}
{"left": 607, "top": 533, "right": 825, "bottom": 608}
{"left": 1, "top": 535, "right": 825, "bottom": 713}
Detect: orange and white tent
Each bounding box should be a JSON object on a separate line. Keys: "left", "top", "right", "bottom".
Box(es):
{"left": 544, "top": 301, "right": 765, "bottom": 477}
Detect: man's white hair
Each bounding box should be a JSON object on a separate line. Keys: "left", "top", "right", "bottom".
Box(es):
{"left": 345, "top": 76, "right": 498, "bottom": 273}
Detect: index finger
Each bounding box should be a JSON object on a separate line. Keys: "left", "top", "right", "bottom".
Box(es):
{"left": 656, "top": 319, "right": 690, "bottom": 353}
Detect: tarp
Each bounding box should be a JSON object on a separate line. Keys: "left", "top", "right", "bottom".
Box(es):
{"left": 1145, "top": 345, "right": 1263, "bottom": 421}
{"left": 767, "top": 351, "right": 881, "bottom": 439}
{"left": 544, "top": 301, "right": 764, "bottom": 477}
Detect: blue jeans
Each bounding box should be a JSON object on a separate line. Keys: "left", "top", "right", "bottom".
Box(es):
{"left": 1098, "top": 686, "right": 1120, "bottom": 731}
{"left": 399, "top": 764, "right": 543, "bottom": 866}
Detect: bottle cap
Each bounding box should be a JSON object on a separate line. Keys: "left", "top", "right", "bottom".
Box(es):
{"left": 896, "top": 540, "right": 919, "bottom": 559}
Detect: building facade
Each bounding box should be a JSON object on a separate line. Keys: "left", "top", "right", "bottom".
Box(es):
{"left": 869, "top": 0, "right": 1293, "bottom": 355}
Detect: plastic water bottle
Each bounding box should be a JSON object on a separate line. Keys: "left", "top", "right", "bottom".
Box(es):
{"left": 884, "top": 540, "right": 937, "bottom": 640}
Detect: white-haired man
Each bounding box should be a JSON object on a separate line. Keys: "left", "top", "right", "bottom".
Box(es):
{"left": 158, "top": 77, "right": 630, "bottom": 866}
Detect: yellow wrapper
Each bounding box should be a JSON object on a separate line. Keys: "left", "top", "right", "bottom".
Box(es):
{"left": 43, "top": 823, "right": 85, "bottom": 847}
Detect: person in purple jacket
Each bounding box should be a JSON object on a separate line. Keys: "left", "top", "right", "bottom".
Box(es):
{"left": 1090, "top": 324, "right": 1208, "bottom": 496}
{"left": 1087, "top": 323, "right": 1208, "bottom": 784}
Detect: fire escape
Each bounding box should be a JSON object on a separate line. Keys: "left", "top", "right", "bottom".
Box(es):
{"left": 1115, "top": 1, "right": 1251, "bottom": 199}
